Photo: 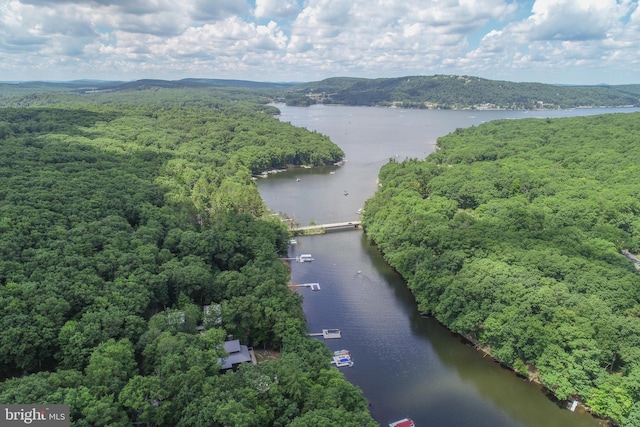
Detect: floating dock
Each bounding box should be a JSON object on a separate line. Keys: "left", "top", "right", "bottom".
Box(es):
{"left": 289, "top": 282, "right": 321, "bottom": 291}
{"left": 308, "top": 329, "right": 342, "bottom": 339}
{"left": 279, "top": 254, "right": 315, "bottom": 262}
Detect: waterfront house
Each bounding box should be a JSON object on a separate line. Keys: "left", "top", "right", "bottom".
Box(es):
{"left": 218, "top": 339, "right": 253, "bottom": 371}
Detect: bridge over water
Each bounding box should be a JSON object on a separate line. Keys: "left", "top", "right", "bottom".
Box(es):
{"left": 292, "top": 221, "right": 361, "bottom": 234}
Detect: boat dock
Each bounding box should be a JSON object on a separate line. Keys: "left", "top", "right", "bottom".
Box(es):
{"left": 279, "top": 254, "right": 315, "bottom": 263}
{"left": 289, "top": 282, "right": 321, "bottom": 291}
{"left": 308, "top": 329, "right": 342, "bottom": 339}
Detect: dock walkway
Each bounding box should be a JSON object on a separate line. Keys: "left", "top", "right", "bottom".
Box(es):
{"left": 308, "top": 329, "right": 342, "bottom": 339}
{"left": 289, "top": 282, "right": 321, "bottom": 291}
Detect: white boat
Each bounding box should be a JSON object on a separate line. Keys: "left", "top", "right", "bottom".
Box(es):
{"left": 297, "top": 254, "right": 314, "bottom": 262}
{"left": 331, "top": 350, "right": 353, "bottom": 367}
{"left": 389, "top": 418, "right": 415, "bottom": 427}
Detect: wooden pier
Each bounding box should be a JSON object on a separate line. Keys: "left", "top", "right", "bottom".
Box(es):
{"left": 308, "top": 329, "right": 342, "bottom": 339}
{"left": 279, "top": 255, "right": 315, "bottom": 263}
{"left": 289, "top": 282, "right": 321, "bottom": 291}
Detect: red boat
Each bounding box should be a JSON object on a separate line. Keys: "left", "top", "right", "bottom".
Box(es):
{"left": 389, "top": 418, "right": 415, "bottom": 427}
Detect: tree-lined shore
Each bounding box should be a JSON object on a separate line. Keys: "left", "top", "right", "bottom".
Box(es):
{"left": 0, "top": 91, "right": 374, "bottom": 426}
{"left": 362, "top": 112, "right": 640, "bottom": 426}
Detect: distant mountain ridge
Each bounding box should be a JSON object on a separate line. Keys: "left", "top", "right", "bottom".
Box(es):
{"left": 0, "top": 78, "right": 295, "bottom": 95}
{"left": 288, "top": 75, "right": 640, "bottom": 109}
{"left": 1, "top": 75, "right": 639, "bottom": 109}
{"left": 107, "top": 78, "right": 296, "bottom": 91}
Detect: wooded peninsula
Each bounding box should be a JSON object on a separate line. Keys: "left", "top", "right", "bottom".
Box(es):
{"left": 0, "top": 88, "right": 375, "bottom": 426}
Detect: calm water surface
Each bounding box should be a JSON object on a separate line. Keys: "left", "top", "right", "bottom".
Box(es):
{"left": 258, "top": 105, "right": 637, "bottom": 427}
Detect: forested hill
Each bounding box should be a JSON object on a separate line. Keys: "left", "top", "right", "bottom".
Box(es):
{"left": 0, "top": 93, "right": 376, "bottom": 426}
{"left": 362, "top": 112, "right": 640, "bottom": 426}
{"left": 4, "top": 75, "right": 640, "bottom": 110}
{"left": 289, "top": 75, "right": 640, "bottom": 109}
{"left": 0, "top": 78, "right": 294, "bottom": 107}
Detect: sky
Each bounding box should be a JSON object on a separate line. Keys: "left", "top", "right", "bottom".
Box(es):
{"left": 0, "top": 0, "right": 639, "bottom": 85}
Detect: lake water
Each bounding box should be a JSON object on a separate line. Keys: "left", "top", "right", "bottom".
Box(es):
{"left": 258, "top": 104, "right": 637, "bottom": 427}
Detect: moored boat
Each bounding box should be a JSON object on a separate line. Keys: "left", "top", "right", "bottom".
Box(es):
{"left": 389, "top": 418, "right": 415, "bottom": 427}
{"left": 331, "top": 349, "right": 353, "bottom": 367}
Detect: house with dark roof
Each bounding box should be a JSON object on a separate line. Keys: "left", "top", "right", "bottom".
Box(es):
{"left": 218, "top": 339, "right": 254, "bottom": 371}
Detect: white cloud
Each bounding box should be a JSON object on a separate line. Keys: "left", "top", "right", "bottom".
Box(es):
{"left": 0, "top": 0, "right": 639, "bottom": 83}
{"left": 19, "top": 0, "right": 178, "bottom": 16}
{"left": 283, "top": 0, "right": 515, "bottom": 78}
{"left": 98, "top": 5, "right": 191, "bottom": 36}
{"left": 189, "top": 0, "right": 251, "bottom": 22}
{"left": 0, "top": 1, "right": 102, "bottom": 57}
{"left": 455, "top": 0, "right": 640, "bottom": 82}
{"left": 152, "top": 16, "right": 287, "bottom": 65}
{"left": 523, "top": 0, "right": 633, "bottom": 41}
{"left": 254, "top": 0, "right": 300, "bottom": 19}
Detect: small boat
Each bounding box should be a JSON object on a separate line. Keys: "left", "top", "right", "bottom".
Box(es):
{"left": 331, "top": 350, "right": 353, "bottom": 367}
{"left": 289, "top": 239, "right": 297, "bottom": 245}
{"left": 389, "top": 418, "right": 415, "bottom": 427}
{"left": 296, "top": 178, "right": 301, "bottom": 182}
{"left": 297, "top": 254, "right": 314, "bottom": 262}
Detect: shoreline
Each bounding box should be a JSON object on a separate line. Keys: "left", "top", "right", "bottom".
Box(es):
{"left": 276, "top": 101, "right": 639, "bottom": 112}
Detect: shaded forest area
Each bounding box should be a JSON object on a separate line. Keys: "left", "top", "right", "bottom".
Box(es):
{"left": 362, "top": 113, "right": 640, "bottom": 426}
{"left": 0, "top": 93, "right": 375, "bottom": 426}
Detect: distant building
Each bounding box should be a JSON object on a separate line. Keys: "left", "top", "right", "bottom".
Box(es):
{"left": 203, "top": 304, "right": 222, "bottom": 326}
{"left": 197, "top": 304, "right": 222, "bottom": 332}
{"left": 218, "top": 339, "right": 254, "bottom": 371}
